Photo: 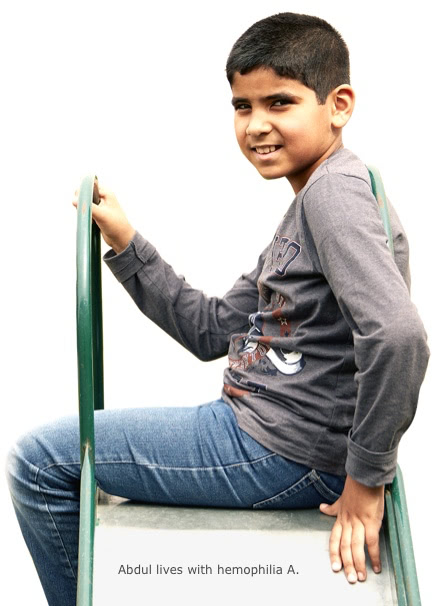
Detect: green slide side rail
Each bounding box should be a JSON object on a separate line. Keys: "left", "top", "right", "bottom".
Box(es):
{"left": 76, "top": 175, "right": 104, "bottom": 606}
{"left": 76, "top": 169, "right": 420, "bottom": 605}
{"left": 367, "top": 165, "right": 421, "bottom": 606}
{"left": 368, "top": 164, "right": 395, "bottom": 256}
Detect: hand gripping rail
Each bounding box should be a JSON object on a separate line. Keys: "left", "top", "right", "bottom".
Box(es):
{"left": 75, "top": 169, "right": 421, "bottom": 605}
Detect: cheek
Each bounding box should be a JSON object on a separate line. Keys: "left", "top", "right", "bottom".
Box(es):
{"left": 234, "top": 120, "right": 244, "bottom": 146}
{"left": 286, "top": 125, "right": 318, "bottom": 152}
{"left": 234, "top": 125, "right": 249, "bottom": 157}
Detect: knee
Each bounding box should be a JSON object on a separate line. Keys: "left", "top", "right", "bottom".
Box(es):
{"left": 6, "top": 415, "right": 78, "bottom": 495}
{"left": 6, "top": 429, "right": 45, "bottom": 498}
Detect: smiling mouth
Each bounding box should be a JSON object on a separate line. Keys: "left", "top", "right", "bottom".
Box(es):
{"left": 252, "top": 145, "right": 282, "bottom": 155}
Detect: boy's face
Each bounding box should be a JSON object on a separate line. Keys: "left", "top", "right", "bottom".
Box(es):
{"left": 231, "top": 67, "right": 342, "bottom": 194}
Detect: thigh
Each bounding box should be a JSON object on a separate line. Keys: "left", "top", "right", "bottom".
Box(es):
{"left": 93, "top": 400, "right": 345, "bottom": 509}
{"left": 93, "top": 399, "right": 277, "bottom": 506}
{"left": 11, "top": 399, "right": 345, "bottom": 510}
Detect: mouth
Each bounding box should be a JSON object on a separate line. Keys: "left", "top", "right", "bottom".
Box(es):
{"left": 251, "top": 145, "right": 282, "bottom": 155}
{"left": 251, "top": 145, "right": 283, "bottom": 160}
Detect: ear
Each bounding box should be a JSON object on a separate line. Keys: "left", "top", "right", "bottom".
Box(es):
{"left": 330, "top": 85, "right": 355, "bottom": 129}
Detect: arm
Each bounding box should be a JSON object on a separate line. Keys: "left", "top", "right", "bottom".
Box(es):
{"left": 303, "top": 173, "right": 429, "bottom": 484}
{"left": 302, "top": 173, "right": 429, "bottom": 582}
{"left": 77, "top": 187, "right": 266, "bottom": 361}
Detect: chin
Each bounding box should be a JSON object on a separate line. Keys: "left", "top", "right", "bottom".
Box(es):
{"left": 256, "top": 168, "right": 287, "bottom": 181}
{"left": 260, "top": 174, "right": 283, "bottom": 181}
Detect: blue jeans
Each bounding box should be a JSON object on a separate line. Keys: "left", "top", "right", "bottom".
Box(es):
{"left": 6, "top": 399, "right": 345, "bottom": 606}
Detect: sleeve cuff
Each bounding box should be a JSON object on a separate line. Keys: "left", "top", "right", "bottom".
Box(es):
{"left": 345, "top": 435, "right": 398, "bottom": 487}
{"left": 103, "top": 231, "right": 156, "bottom": 283}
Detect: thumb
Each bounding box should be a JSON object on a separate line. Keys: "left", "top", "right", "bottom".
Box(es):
{"left": 90, "top": 201, "right": 109, "bottom": 223}
{"left": 319, "top": 501, "right": 338, "bottom": 516}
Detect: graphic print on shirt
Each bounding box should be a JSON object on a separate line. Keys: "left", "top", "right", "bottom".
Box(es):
{"left": 227, "top": 296, "right": 306, "bottom": 395}
{"left": 225, "top": 238, "right": 305, "bottom": 398}
{"left": 272, "top": 234, "right": 301, "bottom": 276}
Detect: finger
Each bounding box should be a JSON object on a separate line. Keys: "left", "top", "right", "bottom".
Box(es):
{"left": 98, "top": 186, "right": 112, "bottom": 198}
{"left": 339, "top": 523, "right": 358, "bottom": 583}
{"left": 366, "top": 527, "right": 381, "bottom": 574}
{"left": 329, "top": 519, "right": 343, "bottom": 572}
{"left": 350, "top": 522, "right": 367, "bottom": 581}
{"left": 90, "top": 202, "right": 107, "bottom": 221}
{"left": 98, "top": 190, "right": 118, "bottom": 207}
{"left": 320, "top": 501, "right": 338, "bottom": 517}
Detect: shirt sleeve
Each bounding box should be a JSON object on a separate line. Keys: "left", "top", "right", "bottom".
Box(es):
{"left": 103, "top": 231, "right": 267, "bottom": 362}
{"left": 302, "top": 173, "right": 429, "bottom": 486}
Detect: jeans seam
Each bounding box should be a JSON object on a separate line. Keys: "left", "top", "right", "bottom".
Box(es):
{"left": 40, "top": 453, "right": 276, "bottom": 474}
{"left": 41, "top": 461, "right": 81, "bottom": 472}
{"left": 35, "top": 467, "right": 78, "bottom": 582}
{"left": 311, "top": 470, "right": 342, "bottom": 501}
{"left": 94, "top": 452, "right": 277, "bottom": 472}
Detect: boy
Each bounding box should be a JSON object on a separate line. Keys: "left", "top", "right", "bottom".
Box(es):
{"left": 8, "top": 13, "right": 429, "bottom": 604}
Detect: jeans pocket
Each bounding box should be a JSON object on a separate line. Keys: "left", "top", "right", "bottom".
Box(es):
{"left": 253, "top": 470, "right": 318, "bottom": 509}
{"left": 252, "top": 469, "right": 345, "bottom": 510}
{"left": 311, "top": 470, "right": 345, "bottom": 504}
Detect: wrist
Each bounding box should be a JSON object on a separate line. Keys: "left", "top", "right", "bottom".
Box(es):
{"left": 110, "top": 227, "right": 136, "bottom": 254}
{"left": 345, "top": 475, "right": 384, "bottom": 497}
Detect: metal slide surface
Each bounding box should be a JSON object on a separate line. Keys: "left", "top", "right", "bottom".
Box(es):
{"left": 93, "top": 496, "right": 398, "bottom": 605}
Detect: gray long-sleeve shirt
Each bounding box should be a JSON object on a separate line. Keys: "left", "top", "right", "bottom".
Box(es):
{"left": 104, "top": 149, "right": 429, "bottom": 487}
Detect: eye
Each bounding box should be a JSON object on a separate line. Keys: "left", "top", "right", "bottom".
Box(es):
{"left": 272, "top": 98, "right": 291, "bottom": 107}
{"left": 234, "top": 103, "right": 251, "bottom": 111}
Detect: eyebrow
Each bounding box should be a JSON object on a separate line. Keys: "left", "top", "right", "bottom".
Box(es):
{"left": 231, "top": 92, "right": 301, "bottom": 106}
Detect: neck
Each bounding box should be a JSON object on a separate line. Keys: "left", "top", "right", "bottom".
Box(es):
{"left": 288, "top": 139, "right": 344, "bottom": 194}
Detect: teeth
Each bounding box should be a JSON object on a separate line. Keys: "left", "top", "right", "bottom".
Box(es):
{"left": 256, "top": 145, "right": 277, "bottom": 154}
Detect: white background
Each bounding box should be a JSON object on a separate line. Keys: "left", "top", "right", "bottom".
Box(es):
{"left": 1, "top": 1, "right": 442, "bottom": 604}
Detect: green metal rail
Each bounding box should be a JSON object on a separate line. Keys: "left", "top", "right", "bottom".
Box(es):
{"left": 76, "top": 175, "right": 104, "bottom": 606}
{"left": 75, "top": 169, "right": 421, "bottom": 605}
{"left": 367, "top": 165, "right": 421, "bottom": 605}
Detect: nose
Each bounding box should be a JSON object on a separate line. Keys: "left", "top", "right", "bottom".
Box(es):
{"left": 246, "top": 110, "right": 272, "bottom": 137}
